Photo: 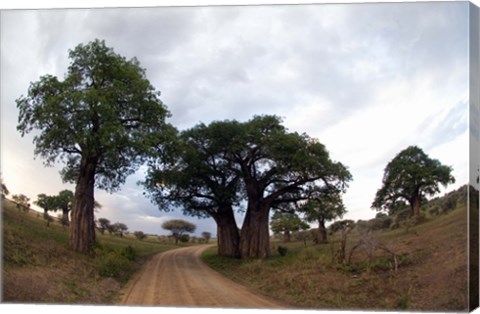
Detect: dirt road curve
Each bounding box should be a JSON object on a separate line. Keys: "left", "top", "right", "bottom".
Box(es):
{"left": 120, "top": 245, "right": 285, "bottom": 308}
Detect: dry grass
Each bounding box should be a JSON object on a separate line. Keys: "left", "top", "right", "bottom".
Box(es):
{"left": 1, "top": 199, "right": 182, "bottom": 304}
{"left": 203, "top": 204, "right": 469, "bottom": 311}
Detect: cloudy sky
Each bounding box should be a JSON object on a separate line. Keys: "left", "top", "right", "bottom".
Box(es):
{"left": 0, "top": 1, "right": 472, "bottom": 237}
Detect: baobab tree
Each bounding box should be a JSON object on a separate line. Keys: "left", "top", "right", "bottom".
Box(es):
{"left": 372, "top": 145, "right": 455, "bottom": 222}
{"left": 16, "top": 39, "right": 172, "bottom": 252}
{"left": 144, "top": 124, "right": 242, "bottom": 257}
{"left": 147, "top": 115, "right": 351, "bottom": 258}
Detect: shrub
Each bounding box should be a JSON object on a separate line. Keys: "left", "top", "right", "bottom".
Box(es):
{"left": 120, "top": 245, "right": 137, "bottom": 261}
{"left": 179, "top": 234, "right": 190, "bottom": 243}
{"left": 370, "top": 216, "right": 392, "bottom": 230}
{"left": 133, "top": 231, "right": 146, "bottom": 240}
{"left": 95, "top": 246, "right": 137, "bottom": 282}
{"left": 96, "top": 251, "right": 132, "bottom": 282}
{"left": 277, "top": 245, "right": 288, "bottom": 256}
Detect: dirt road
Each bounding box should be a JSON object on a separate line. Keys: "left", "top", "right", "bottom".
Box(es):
{"left": 120, "top": 245, "right": 285, "bottom": 308}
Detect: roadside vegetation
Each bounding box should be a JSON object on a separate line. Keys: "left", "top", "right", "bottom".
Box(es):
{"left": 2, "top": 198, "right": 188, "bottom": 303}
{"left": 203, "top": 186, "right": 470, "bottom": 311}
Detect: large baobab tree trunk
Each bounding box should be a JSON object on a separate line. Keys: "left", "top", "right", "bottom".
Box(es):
{"left": 69, "top": 156, "right": 97, "bottom": 253}
{"left": 239, "top": 203, "right": 271, "bottom": 259}
{"left": 215, "top": 209, "right": 240, "bottom": 258}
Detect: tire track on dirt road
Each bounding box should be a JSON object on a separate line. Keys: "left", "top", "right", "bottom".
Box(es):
{"left": 119, "top": 244, "right": 285, "bottom": 308}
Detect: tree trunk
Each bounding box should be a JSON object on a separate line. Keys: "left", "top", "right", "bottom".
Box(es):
{"left": 62, "top": 209, "right": 70, "bottom": 226}
{"left": 239, "top": 203, "right": 271, "bottom": 259}
{"left": 69, "top": 156, "right": 97, "bottom": 253}
{"left": 317, "top": 218, "right": 327, "bottom": 243}
{"left": 411, "top": 195, "right": 421, "bottom": 222}
{"left": 215, "top": 209, "right": 240, "bottom": 258}
{"left": 283, "top": 230, "right": 291, "bottom": 243}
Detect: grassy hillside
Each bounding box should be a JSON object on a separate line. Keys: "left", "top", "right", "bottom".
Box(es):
{"left": 203, "top": 191, "right": 469, "bottom": 311}
{"left": 2, "top": 199, "right": 183, "bottom": 304}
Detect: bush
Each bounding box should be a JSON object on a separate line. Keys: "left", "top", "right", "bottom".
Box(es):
{"left": 95, "top": 246, "right": 137, "bottom": 282}
{"left": 133, "top": 231, "right": 146, "bottom": 240}
{"left": 179, "top": 234, "right": 190, "bottom": 243}
{"left": 96, "top": 251, "right": 131, "bottom": 282}
{"left": 120, "top": 245, "right": 137, "bottom": 261}
{"left": 370, "top": 216, "right": 392, "bottom": 230}
{"left": 277, "top": 245, "right": 288, "bottom": 256}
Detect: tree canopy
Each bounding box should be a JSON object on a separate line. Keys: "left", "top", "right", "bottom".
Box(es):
{"left": 12, "top": 194, "right": 31, "bottom": 211}
{"left": 372, "top": 145, "right": 455, "bottom": 221}
{"left": 143, "top": 121, "right": 242, "bottom": 257}
{"left": 16, "top": 39, "right": 172, "bottom": 252}
{"left": 270, "top": 211, "right": 309, "bottom": 242}
{"left": 221, "top": 115, "right": 352, "bottom": 258}
{"left": 145, "top": 115, "right": 352, "bottom": 258}
{"left": 34, "top": 194, "right": 57, "bottom": 213}
{"left": 162, "top": 219, "right": 196, "bottom": 244}
{"left": 299, "top": 190, "right": 346, "bottom": 243}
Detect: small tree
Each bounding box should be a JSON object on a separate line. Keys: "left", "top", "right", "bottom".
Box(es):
{"left": 201, "top": 231, "right": 212, "bottom": 243}
{"left": 372, "top": 146, "right": 455, "bottom": 222}
{"left": 112, "top": 223, "right": 128, "bottom": 237}
{"left": 97, "top": 218, "right": 111, "bottom": 234}
{"left": 133, "top": 231, "right": 147, "bottom": 240}
{"left": 270, "top": 211, "right": 309, "bottom": 243}
{"left": 162, "top": 219, "right": 196, "bottom": 244}
{"left": 299, "top": 191, "right": 346, "bottom": 244}
{"left": 55, "top": 190, "right": 74, "bottom": 226}
{"left": 13, "top": 194, "right": 31, "bottom": 212}
{"left": 329, "top": 219, "right": 355, "bottom": 264}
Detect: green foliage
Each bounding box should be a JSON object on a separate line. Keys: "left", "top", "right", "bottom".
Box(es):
{"left": 16, "top": 39, "right": 172, "bottom": 192}
{"left": 17, "top": 39, "right": 174, "bottom": 252}
{"left": 145, "top": 114, "right": 352, "bottom": 258}
{"left": 95, "top": 248, "right": 133, "bottom": 282}
{"left": 372, "top": 146, "right": 455, "bottom": 215}
{"left": 120, "top": 245, "right": 137, "bottom": 261}
{"left": 300, "top": 191, "right": 346, "bottom": 224}
{"left": 97, "top": 218, "right": 111, "bottom": 234}
{"left": 143, "top": 118, "right": 240, "bottom": 220}
{"left": 133, "top": 231, "right": 147, "bottom": 240}
{"left": 34, "top": 193, "right": 57, "bottom": 213}
{"left": 34, "top": 190, "right": 74, "bottom": 224}
{"left": 111, "top": 222, "right": 128, "bottom": 237}
{"left": 162, "top": 219, "right": 196, "bottom": 243}
{"left": 179, "top": 234, "right": 190, "bottom": 243}
{"left": 55, "top": 189, "right": 74, "bottom": 212}
{"left": 270, "top": 211, "right": 309, "bottom": 236}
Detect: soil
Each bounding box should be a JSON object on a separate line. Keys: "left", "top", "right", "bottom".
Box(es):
{"left": 119, "top": 244, "right": 285, "bottom": 308}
